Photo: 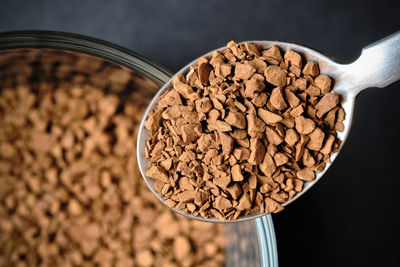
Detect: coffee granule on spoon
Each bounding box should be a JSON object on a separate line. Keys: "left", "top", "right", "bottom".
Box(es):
{"left": 145, "top": 41, "right": 345, "bottom": 220}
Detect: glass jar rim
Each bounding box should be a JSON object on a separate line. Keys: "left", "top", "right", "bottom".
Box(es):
{"left": 0, "top": 30, "right": 171, "bottom": 86}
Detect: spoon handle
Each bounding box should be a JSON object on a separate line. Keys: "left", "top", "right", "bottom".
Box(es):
{"left": 347, "top": 31, "right": 400, "bottom": 94}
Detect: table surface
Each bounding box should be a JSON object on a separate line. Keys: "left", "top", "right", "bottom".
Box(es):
{"left": 1, "top": 1, "right": 400, "bottom": 266}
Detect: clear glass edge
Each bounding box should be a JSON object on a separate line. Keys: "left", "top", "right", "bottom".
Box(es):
{"left": 256, "top": 216, "right": 279, "bottom": 267}
{"left": 0, "top": 30, "right": 173, "bottom": 86}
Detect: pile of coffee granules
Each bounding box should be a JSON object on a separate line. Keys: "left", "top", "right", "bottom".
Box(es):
{"left": 0, "top": 53, "right": 225, "bottom": 266}
{"left": 145, "top": 41, "right": 345, "bottom": 220}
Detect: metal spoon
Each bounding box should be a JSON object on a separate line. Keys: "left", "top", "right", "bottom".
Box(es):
{"left": 137, "top": 31, "right": 400, "bottom": 223}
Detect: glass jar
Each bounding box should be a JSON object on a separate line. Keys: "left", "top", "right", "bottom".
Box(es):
{"left": 0, "top": 31, "right": 278, "bottom": 267}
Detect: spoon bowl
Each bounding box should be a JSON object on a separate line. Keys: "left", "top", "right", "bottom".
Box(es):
{"left": 137, "top": 32, "right": 400, "bottom": 223}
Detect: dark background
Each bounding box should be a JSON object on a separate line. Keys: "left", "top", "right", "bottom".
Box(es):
{"left": 1, "top": 0, "right": 399, "bottom": 266}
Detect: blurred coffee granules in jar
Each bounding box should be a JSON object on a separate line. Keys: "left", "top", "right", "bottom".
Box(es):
{"left": 0, "top": 49, "right": 225, "bottom": 267}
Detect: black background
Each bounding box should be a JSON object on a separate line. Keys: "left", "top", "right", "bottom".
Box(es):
{"left": 1, "top": 0, "right": 400, "bottom": 266}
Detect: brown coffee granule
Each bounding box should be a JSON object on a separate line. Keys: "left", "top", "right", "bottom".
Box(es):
{"left": 145, "top": 41, "right": 345, "bottom": 220}
{"left": 0, "top": 54, "right": 225, "bottom": 266}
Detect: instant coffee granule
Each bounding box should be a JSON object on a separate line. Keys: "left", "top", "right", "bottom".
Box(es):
{"left": 0, "top": 54, "right": 225, "bottom": 267}
{"left": 145, "top": 41, "right": 345, "bottom": 220}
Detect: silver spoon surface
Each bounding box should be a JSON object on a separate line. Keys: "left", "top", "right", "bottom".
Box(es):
{"left": 137, "top": 31, "right": 400, "bottom": 223}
